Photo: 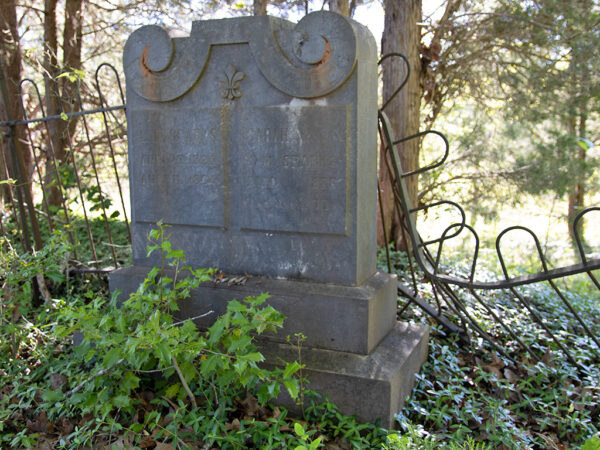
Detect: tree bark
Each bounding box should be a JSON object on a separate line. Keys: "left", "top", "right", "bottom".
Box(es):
{"left": 567, "top": 114, "right": 586, "bottom": 238}
{"left": 43, "top": 0, "right": 83, "bottom": 206}
{"left": 253, "top": 0, "right": 267, "bottom": 15}
{"left": 43, "top": 0, "right": 66, "bottom": 207}
{"left": 379, "top": 0, "right": 422, "bottom": 250}
{"left": 0, "top": 1, "right": 33, "bottom": 206}
{"left": 329, "top": 0, "right": 349, "bottom": 16}
{"left": 62, "top": 0, "right": 83, "bottom": 139}
{"left": 566, "top": 0, "right": 589, "bottom": 239}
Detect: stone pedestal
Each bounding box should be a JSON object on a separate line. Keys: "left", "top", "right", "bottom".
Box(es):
{"left": 110, "top": 266, "right": 398, "bottom": 354}
{"left": 260, "top": 322, "right": 429, "bottom": 428}
{"left": 110, "top": 266, "right": 428, "bottom": 427}
{"left": 112, "top": 10, "right": 428, "bottom": 427}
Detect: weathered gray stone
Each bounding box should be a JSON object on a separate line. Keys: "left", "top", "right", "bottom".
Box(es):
{"left": 113, "top": 11, "right": 428, "bottom": 427}
{"left": 123, "top": 11, "right": 377, "bottom": 286}
{"left": 259, "top": 322, "right": 429, "bottom": 429}
{"left": 110, "top": 266, "right": 397, "bottom": 355}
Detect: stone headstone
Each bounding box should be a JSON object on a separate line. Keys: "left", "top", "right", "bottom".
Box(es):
{"left": 110, "top": 11, "right": 428, "bottom": 427}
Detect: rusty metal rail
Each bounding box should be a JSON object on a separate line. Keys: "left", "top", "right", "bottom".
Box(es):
{"left": 378, "top": 52, "right": 600, "bottom": 368}
{"left": 0, "top": 59, "right": 130, "bottom": 272}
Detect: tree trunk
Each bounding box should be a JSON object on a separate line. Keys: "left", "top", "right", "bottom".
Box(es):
{"left": 0, "top": 1, "right": 33, "bottom": 205}
{"left": 566, "top": 1, "right": 588, "bottom": 240}
{"left": 567, "top": 114, "right": 586, "bottom": 238}
{"left": 253, "top": 0, "right": 267, "bottom": 15}
{"left": 44, "top": 0, "right": 83, "bottom": 207}
{"left": 62, "top": 0, "right": 84, "bottom": 148}
{"left": 379, "top": 0, "right": 422, "bottom": 250}
{"left": 43, "top": 0, "right": 66, "bottom": 207}
{"left": 329, "top": 0, "right": 349, "bottom": 16}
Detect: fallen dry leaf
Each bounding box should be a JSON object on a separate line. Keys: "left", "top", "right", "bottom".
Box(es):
{"left": 535, "top": 432, "right": 566, "bottom": 450}
{"left": 26, "top": 411, "right": 53, "bottom": 433}
{"left": 226, "top": 418, "right": 240, "bottom": 431}
{"left": 541, "top": 347, "right": 555, "bottom": 366}
{"left": 273, "top": 406, "right": 281, "bottom": 419}
{"left": 504, "top": 368, "right": 519, "bottom": 383}
{"left": 139, "top": 438, "right": 157, "bottom": 448}
{"left": 50, "top": 373, "right": 68, "bottom": 391}
{"left": 56, "top": 417, "right": 74, "bottom": 435}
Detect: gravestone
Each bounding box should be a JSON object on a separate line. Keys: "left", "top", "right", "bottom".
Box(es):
{"left": 110, "top": 11, "right": 428, "bottom": 427}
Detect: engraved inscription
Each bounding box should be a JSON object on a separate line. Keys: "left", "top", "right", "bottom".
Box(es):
{"left": 230, "top": 105, "right": 348, "bottom": 235}
{"left": 130, "top": 108, "right": 224, "bottom": 227}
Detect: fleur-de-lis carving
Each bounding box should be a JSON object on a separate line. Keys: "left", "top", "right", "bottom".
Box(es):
{"left": 221, "top": 64, "right": 245, "bottom": 100}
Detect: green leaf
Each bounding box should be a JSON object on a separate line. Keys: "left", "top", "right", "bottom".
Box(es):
{"left": 233, "top": 358, "right": 248, "bottom": 374}
{"left": 200, "top": 354, "right": 220, "bottom": 377}
{"left": 56, "top": 71, "right": 83, "bottom": 82}
{"left": 161, "top": 240, "right": 172, "bottom": 252}
{"left": 253, "top": 292, "right": 270, "bottom": 305}
{"left": 207, "top": 319, "right": 226, "bottom": 345}
{"left": 146, "top": 245, "right": 159, "bottom": 258}
{"left": 227, "top": 334, "right": 252, "bottom": 353}
{"left": 154, "top": 341, "right": 172, "bottom": 366}
{"left": 121, "top": 371, "right": 140, "bottom": 392}
{"left": 168, "top": 249, "right": 185, "bottom": 260}
{"left": 241, "top": 352, "right": 264, "bottom": 363}
{"left": 582, "top": 437, "right": 600, "bottom": 450}
{"left": 42, "top": 389, "right": 64, "bottom": 403}
{"left": 130, "top": 423, "right": 144, "bottom": 433}
{"left": 46, "top": 270, "right": 65, "bottom": 284}
{"left": 60, "top": 112, "right": 68, "bottom": 121}
{"left": 71, "top": 68, "right": 86, "bottom": 79}
{"left": 103, "top": 347, "right": 122, "bottom": 368}
{"left": 180, "top": 360, "right": 196, "bottom": 382}
{"left": 112, "top": 394, "right": 132, "bottom": 409}
{"left": 283, "top": 361, "right": 301, "bottom": 379}
{"left": 165, "top": 383, "right": 181, "bottom": 398}
{"left": 294, "top": 422, "right": 306, "bottom": 437}
{"left": 146, "top": 266, "right": 160, "bottom": 281}
{"left": 257, "top": 381, "right": 280, "bottom": 403}
{"left": 227, "top": 299, "right": 246, "bottom": 313}
{"left": 284, "top": 379, "right": 300, "bottom": 400}
{"left": 577, "top": 137, "right": 594, "bottom": 150}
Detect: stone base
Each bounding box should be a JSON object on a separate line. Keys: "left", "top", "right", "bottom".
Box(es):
{"left": 260, "top": 322, "right": 429, "bottom": 428}
{"left": 109, "top": 266, "right": 429, "bottom": 427}
{"left": 109, "top": 266, "right": 398, "bottom": 354}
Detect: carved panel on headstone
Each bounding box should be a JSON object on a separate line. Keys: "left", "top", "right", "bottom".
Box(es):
{"left": 123, "top": 12, "right": 377, "bottom": 285}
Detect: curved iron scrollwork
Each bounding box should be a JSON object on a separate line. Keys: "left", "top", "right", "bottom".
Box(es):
{"left": 378, "top": 52, "right": 599, "bottom": 368}
{"left": 379, "top": 107, "right": 600, "bottom": 289}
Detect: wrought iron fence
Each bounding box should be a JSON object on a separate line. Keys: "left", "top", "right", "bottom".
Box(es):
{"left": 0, "top": 59, "right": 130, "bottom": 273}
{"left": 378, "top": 53, "right": 600, "bottom": 370}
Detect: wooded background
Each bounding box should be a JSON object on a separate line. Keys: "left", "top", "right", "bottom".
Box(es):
{"left": 1, "top": 0, "right": 599, "bottom": 248}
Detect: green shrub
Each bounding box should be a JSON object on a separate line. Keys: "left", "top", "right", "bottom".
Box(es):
{"left": 41, "top": 221, "right": 301, "bottom": 446}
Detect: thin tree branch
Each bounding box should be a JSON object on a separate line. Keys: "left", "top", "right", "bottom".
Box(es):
{"left": 172, "top": 355, "right": 197, "bottom": 409}
{"left": 66, "top": 357, "right": 125, "bottom": 396}
{"left": 170, "top": 311, "right": 214, "bottom": 328}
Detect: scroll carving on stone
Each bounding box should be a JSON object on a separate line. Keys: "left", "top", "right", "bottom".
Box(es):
{"left": 123, "top": 11, "right": 361, "bottom": 102}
